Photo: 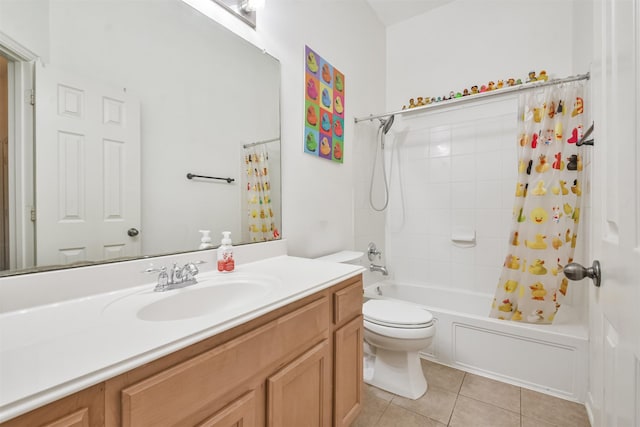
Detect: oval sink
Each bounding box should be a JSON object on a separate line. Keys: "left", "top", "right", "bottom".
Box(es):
{"left": 102, "top": 274, "right": 280, "bottom": 322}
{"left": 137, "top": 278, "right": 272, "bottom": 321}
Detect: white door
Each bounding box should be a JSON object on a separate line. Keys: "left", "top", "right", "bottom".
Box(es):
{"left": 589, "top": 0, "right": 640, "bottom": 425}
{"left": 35, "top": 63, "right": 141, "bottom": 266}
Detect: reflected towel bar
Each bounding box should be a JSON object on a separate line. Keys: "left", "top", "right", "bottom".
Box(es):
{"left": 243, "top": 137, "right": 280, "bottom": 149}
{"left": 186, "top": 173, "right": 235, "bottom": 183}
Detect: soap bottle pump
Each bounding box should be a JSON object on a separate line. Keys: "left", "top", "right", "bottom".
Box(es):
{"left": 217, "top": 231, "right": 234, "bottom": 272}
{"left": 199, "top": 230, "right": 214, "bottom": 249}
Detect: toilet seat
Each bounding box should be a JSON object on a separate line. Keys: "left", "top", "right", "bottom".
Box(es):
{"left": 363, "top": 300, "right": 434, "bottom": 329}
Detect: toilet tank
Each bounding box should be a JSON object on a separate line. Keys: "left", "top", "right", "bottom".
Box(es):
{"left": 315, "top": 251, "right": 364, "bottom": 265}
{"left": 315, "top": 250, "right": 378, "bottom": 287}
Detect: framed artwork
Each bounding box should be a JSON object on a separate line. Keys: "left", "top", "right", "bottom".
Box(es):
{"left": 304, "top": 45, "right": 344, "bottom": 163}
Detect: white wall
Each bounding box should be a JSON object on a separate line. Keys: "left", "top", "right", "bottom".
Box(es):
{"left": 386, "top": 0, "right": 575, "bottom": 111}
{"left": 186, "top": 0, "right": 387, "bottom": 258}
{"left": 45, "top": 0, "right": 280, "bottom": 255}
{"left": 380, "top": 0, "right": 587, "bottom": 299}
{"left": 264, "top": 0, "right": 386, "bottom": 258}
{"left": 0, "top": 0, "right": 49, "bottom": 60}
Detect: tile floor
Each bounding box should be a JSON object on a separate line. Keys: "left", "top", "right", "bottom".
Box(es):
{"left": 353, "top": 359, "right": 591, "bottom": 427}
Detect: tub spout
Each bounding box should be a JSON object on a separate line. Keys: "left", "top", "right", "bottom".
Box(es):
{"left": 370, "top": 264, "right": 389, "bottom": 276}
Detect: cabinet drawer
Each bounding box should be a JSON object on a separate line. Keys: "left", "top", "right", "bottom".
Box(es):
{"left": 121, "top": 296, "right": 329, "bottom": 427}
{"left": 0, "top": 384, "right": 103, "bottom": 427}
{"left": 333, "top": 281, "right": 362, "bottom": 325}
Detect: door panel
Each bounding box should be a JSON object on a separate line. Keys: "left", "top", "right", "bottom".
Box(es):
{"left": 0, "top": 55, "right": 8, "bottom": 270}
{"left": 35, "top": 63, "right": 140, "bottom": 266}
{"left": 590, "top": 0, "right": 640, "bottom": 425}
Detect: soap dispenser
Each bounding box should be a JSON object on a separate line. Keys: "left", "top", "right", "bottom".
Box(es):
{"left": 217, "top": 231, "right": 235, "bottom": 272}
{"left": 199, "top": 230, "right": 214, "bottom": 249}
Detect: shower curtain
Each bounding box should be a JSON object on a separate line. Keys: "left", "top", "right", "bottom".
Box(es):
{"left": 244, "top": 145, "right": 279, "bottom": 242}
{"left": 489, "top": 81, "right": 585, "bottom": 324}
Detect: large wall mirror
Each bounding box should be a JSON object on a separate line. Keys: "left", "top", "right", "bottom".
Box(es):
{"left": 0, "top": 0, "right": 281, "bottom": 277}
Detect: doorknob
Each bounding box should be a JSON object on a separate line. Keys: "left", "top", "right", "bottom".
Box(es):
{"left": 564, "top": 260, "right": 601, "bottom": 287}
{"left": 127, "top": 228, "right": 140, "bottom": 237}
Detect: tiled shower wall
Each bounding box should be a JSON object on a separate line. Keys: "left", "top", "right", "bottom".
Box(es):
{"left": 385, "top": 98, "right": 519, "bottom": 295}
{"left": 354, "top": 123, "right": 387, "bottom": 286}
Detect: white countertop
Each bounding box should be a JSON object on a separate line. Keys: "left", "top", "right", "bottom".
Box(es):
{"left": 0, "top": 255, "right": 364, "bottom": 423}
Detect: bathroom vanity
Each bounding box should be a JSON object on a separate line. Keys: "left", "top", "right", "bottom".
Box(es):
{"left": 0, "top": 256, "right": 364, "bottom": 427}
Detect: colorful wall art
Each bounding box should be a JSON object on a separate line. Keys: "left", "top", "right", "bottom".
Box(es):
{"left": 304, "top": 45, "right": 345, "bottom": 163}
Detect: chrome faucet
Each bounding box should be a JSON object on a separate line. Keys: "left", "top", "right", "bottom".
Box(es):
{"left": 369, "top": 264, "right": 389, "bottom": 276}
{"left": 145, "top": 261, "right": 204, "bottom": 292}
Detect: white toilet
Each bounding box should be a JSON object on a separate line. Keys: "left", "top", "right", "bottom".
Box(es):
{"left": 362, "top": 299, "right": 434, "bottom": 399}
{"left": 315, "top": 250, "right": 435, "bottom": 400}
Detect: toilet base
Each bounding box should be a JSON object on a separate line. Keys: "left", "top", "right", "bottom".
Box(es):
{"left": 363, "top": 348, "right": 427, "bottom": 400}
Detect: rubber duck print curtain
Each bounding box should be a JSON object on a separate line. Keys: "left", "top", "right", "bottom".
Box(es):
{"left": 244, "top": 145, "right": 279, "bottom": 242}
{"left": 489, "top": 81, "right": 585, "bottom": 324}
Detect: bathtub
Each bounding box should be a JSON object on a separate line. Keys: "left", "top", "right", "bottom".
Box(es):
{"left": 363, "top": 281, "right": 588, "bottom": 403}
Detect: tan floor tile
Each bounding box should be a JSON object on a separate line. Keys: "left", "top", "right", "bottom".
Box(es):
{"left": 364, "top": 383, "right": 396, "bottom": 402}
{"left": 420, "top": 359, "right": 466, "bottom": 393}
{"left": 376, "top": 403, "right": 446, "bottom": 427}
{"left": 391, "top": 385, "right": 457, "bottom": 425}
{"left": 449, "top": 395, "right": 520, "bottom": 427}
{"left": 521, "top": 388, "right": 590, "bottom": 426}
{"left": 358, "top": 362, "right": 592, "bottom": 427}
{"left": 459, "top": 373, "right": 521, "bottom": 413}
{"left": 352, "top": 388, "right": 391, "bottom": 427}
{"left": 522, "top": 415, "right": 561, "bottom": 427}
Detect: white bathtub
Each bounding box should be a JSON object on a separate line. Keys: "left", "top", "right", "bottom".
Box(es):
{"left": 363, "top": 281, "right": 588, "bottom": 403}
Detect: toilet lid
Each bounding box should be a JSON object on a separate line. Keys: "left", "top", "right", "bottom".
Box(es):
{"left": 363, "top": 300, "right": 434, "bottom": 328}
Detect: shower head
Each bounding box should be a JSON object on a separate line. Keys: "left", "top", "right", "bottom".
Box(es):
{"left": 378, "top": 114, "right": 395, "bottom": 135}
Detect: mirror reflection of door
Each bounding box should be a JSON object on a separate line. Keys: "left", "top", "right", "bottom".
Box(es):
{"left": 35, "top": 64, "right": 142, "bottom": 266}
{"left": 0, "top": 42, "right": 36, "bottom": 274}
{"left": 1, "top": 0, "right": 281, "bottom": 276}
{"left": 0, "top": 55, "right": 7, "bottom": 270}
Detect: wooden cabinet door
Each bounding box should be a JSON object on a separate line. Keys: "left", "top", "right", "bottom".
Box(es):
{"left": 266, "top": 340, "right": 331, "bottom": 427}
{"left": 334, "top": 315, "right": 363, "bottom": 427}
{"left": 196, "top": 390, "right": 257, "bottom": 427}
{"left": 119, "top": 298, "right": 329, "bottom": 426}
{"left": 0, "top": 383, "right": 104, "bottom": 427}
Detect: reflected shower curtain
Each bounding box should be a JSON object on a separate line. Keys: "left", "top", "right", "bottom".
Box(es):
{"left": 489, "top": 81, "right": 585, "bottom": 324}
{"left": 244, "top": 145, "right": 279, "bottom": 242}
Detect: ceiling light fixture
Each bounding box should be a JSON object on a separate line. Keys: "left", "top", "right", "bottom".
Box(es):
{"left": 240, "top": 0, "right": 264, "bottom": 13}
{"left": 211, "top": 0, "right": 263, "bottom": 28}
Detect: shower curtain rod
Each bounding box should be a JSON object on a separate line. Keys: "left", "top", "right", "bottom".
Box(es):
{"left": 354, "top": 72, "right": 590, "bottom": 123}
{"left": 242, "top": 137, "right": 280, "bottom": 149}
